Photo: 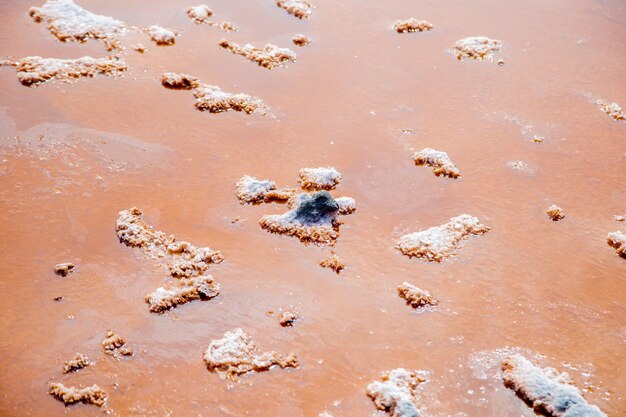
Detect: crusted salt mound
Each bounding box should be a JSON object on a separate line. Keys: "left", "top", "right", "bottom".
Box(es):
{"left": 394, "top": 18, "right": 433, "bottom": 33}
{"left": 194, "top": 84, "right": 264, "bottom": 114}
{"left": 614, "top": 214, "right": 626, "bottom": 222}
{"left": 278, "top": 310, "right": 299, "bottom": 327}
{"left": 260, "top": 191, "right": 341, "bottom": 245}
{"left": 366, "top": 368, "right": 427, "bottom": 417}
{"left": 546, "top": 205, "right": 565, "bottom": 221}
{"left": 236, "top": 175, "right": 277, "bottom": 204}
{"left": 49, "top": 382, "right": 106, "bottom": 407}
{"left": 63, "top": 353, "right": 90, "bottom": 373}
{"left": 397, "top": 282, "right": 437, "bottom": 309}
{"left": 299, "top": 167, "right": 342, "bottom": 190}
{"left": 219, "top": 39, "right": 296, "bottom": 69}
{"left": 501, "top": 354, "right": 607, "bottom": 417}
{"left": 54, "top": 262, "right": 74, "bottom": 276}
{"left": 160, "top": 72, "right": 199, "bottom": 90}
{"left": 29, "top": 0, "right": 124, "bottom": 43}
{"left": 335, "top": 196, "right": 356, "bottom": 215}
{"left": 413, "top": 148, "right": 460, "bottom": 178}
{"left": 320, "top": 254, "right": 345, "bottom": 273}
{"left": 292, "top": 34, "right": 311, "bottom": 46}
{"left": 187, "top": 4, "right": 213, "bottom": 23}
{"left": 453, "top": 36, "right": 502, "bottom": 61}
{"left": 148, "top": 25, "right": 178, "bottom": 45}
{"left": 102, "top": 330, "right": 133, "bottom": 357}
{"left": 145, "top": 275, "right": 219, "bottom": 313}
{"left": 116, "top": 207, "right": 223, "bottom": 278}
{"left": 2, "top": 56, "right": 127, "bottom": 87}
{"left": 276, "top": 0, "right": 312, "bottom": 19}
{"left": 599, "top": 101, "right": 625, "bottom": 121}
{"left": 204, "top": 328, "right": 298, "bottom": 379}
{"left": 396, "top": 214, "right": 490, "bottom": 262}
{"left": 607, "top": 231, "right": 626, "bottom": 258}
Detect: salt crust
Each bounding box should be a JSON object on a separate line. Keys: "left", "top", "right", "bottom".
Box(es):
{"left": 413, "top": 148, "right": 460, "bottom": 178}
{"left": 299, "top": 167, "right": 342, "bottom": 190}
{"left": 148, "top": 25, "right": 178, "bottom": 45}
{"left": 219, "top": 39, "right": 296, "bottom": 69}
{"left": 397, "top": 282, "right": 437, "bottom": 309}
{"left": 278, "top": 310, "right": 299, "bottom": 327}
{"left": 63, "top": 353, "right": 90, "bottom": 373}
{"left": 2, "top": 56, "right": 127, "bottom": 86}
{"left": 366, "top": 368, "right": 427, "bottom": 417}
{"left": 394, "top": 18, "right": 433, "bottom": 33}
{"left": 396, "top": 214, "right": 490, "bottom": 262}
{"left": 599, "top": 101, "right": 625, "bottom": 121}
{"left": 186, "top": 4, "right": 237, "bottom": 31}
{"left": 335, "top": 196, "right": 356, "bottom": 215}
{"left": 607, "top": 231, "right": 626, "bottom": 257}
{"left": 320, "top": 254, "right": 345, "bottom": 273}
{"left": 116, "top": 207, "right": 223, "bottom": 278}
{"left": 453, "top": 36, "right": 502, "bottom": 60}
{"left": 501, "top": 354, "right": 607, "bottom": 417}
{"left": 29, "top": 0, "right": 124, "bottom": 43}
{"left": 546, "top": 205, "right": 565, "bottom": 221}
{"left": 145, "top": 275, "right": 219, "bottom": 313}
{"left": 102, "top": 330, "right": 133, "bottom": 357}
{"left": 49, "top": 382, "right": 106, "bottom": 406}
{"left": 161, "top": 72, "right": 199, "bottom": 89}
{"left": 292, "top": 34, "right": 311, "bottom": 46}
{"left": 203, "top": 328, "right": 298, "bottom": 379}
{"left": 235, "top": 175, "right": 297, "bottom": 204}
{"left": 276, "top": 0, "right": 312, "bottom": 19}
{"left": 54, "top": 262, "right": 75, "bottom": 276}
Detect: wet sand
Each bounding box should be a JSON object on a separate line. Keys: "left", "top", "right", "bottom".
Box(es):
{"left": 0, "top": 0, "right": 624, "bottom": 416}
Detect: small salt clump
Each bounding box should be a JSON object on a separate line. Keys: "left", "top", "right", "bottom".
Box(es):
{"left": 49, "top": 382, "right": 106, "bottom": 406}
{"left": 453, "top": 36, "right": 502, "bottom": 61}
{"left": 335, "top": 196, "right": 356, "bottom": 215}
{"left": 546, "top": 204, "right": 565, "bottom": 221}
{"left": 54, "top": 262, "right": 75, "bottom": 276}
{"left": 236, "top": 175, "right": 277, "bottom": 204}
{"left": 187, "top": 4, "right": 213, "bottom": 23}
{"left": 501, "top": 354, "right": 607, "bottom": 417}
{"left": 276, "top": 0, "right": 312, "bottom": 19}
{"left": 292, "top": 34, "right": 311, "bottom": 46}
{"left": 63, "top": 353, "right": 90, "bottom": 373}
{"left": 599, "top": 101, "right": 625, "bottom": 121}
{"left": 413, "top": 148, "right": 460, "bottom": 178}
{"left": 278, "top": 310, "right": 299, "bottom": 327}
{"left": 148, "top": 25, "right": 178, "bottom": 45}
{"left": 219, "top": 39, "right": 296, "bottom": 69}
{"left": 193, "top": 84, "right": 265, "bottom": 114}
{"left": 145, "top": 275, "right": 219, "bottom": 313}
{"left": 320, "top": 254, "right": 345, "bottom": 273}
{"left": 101, "top": 330, "right": 133, "bottom": 357}
{"left": 394, "top": 18, "right": 433, "bottom": 33}
{"left": 299, "top": 167, "right": 342, "bottom": 190}
{"left": 397, "top": 282, "right": 437, "bottom": 309}
{"left": 366, "top": 368, "right": 428, "bottom": 417}
{"left": 160, "top": 72, "right": 199, "bottom": 90}
{"left": 607, "top": 231, "right": 626, "bottom": 258}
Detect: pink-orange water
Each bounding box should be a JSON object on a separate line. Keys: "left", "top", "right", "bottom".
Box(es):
{"left": 0, "top": 0, "right": 625, "bottom": 416}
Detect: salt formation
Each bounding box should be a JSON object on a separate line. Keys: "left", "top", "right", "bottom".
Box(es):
{"left": 49, "top": 383, "right": 106, "bottom": 406}
{"left": 599, "top": 101, "right": 625, "bottom": 121}
{"left": 614, "top": 215, "right": 626, "bottom": 222}
{"left": 145, "top": 275, "right": 220, "bottom": 313}
{"left": 63, "top": 353, "right": 90, "bottom": 373}
{"left": 116, "top": 207, "right": 224, "bottom": 278}
{"left": 160, "top": 72, "right": 199, "bottom": 89}
{"left": 278, "top": 310, "right": 299, "bottom": 327}
{"left": 453, "top": 36, "right": 502, "bottom": 60}
{"left": 366, "top": 368, "right": 427, "bottom": 417}
{"left": 335, "top": 196, "right": 356, "bottom": 215}
{"left": 292, "top": 34, "right": 311, "bottom": 46}
{"left": 54, "top": 262, "right": 75, "bottom": 276}
{"left": 29, "top": 0, "right": 124, "bottom": 45}
{"left": 148, "top": 25, "right": 178, "bottom": 45}
{"left": 320, "top": 254, "right": 345, "bottom": 273}
{"left": 394, "top": 18, "right": 433, "bottom": 33}
{"left": 260, "top": 191, "right": 342, "bottom": 245}
{"left": 102, "top": 330, "right": 133, "bottom": 357}
{"left": 607, "top": 231, "right": 626, "bottom": 257}
{"left": 276, "top": 0, "right": 312, "bottom": 19}
{"left": 299, "top": 167, "right": 342, "bottom": 190}
{"left": 132, "top": 44, "right": 147, "bottom": 53}
{"left": 2, "top": 56, "right": 127, "bottom": 86}
{"left": 219, "top": 39, "right": 296, "bottom": 69}
{"left": 546, "top": 205, "right": 565, "bottom": 221}
{"left": 397, "top": 282, "right": 437, "bottom": 309}
{"left": 501, "top": 354, "right": 607, "bottom": 417}
{"left": 194, "top": 84, "right": 264, "bottom": 114}
{"left": 204, "top": 328, "right": 299, "bottom": 379}
{"left": 236, "top": 175, "right": 277, "bottom": 204}
{"left": 396, "top": 214, "right": 490, "bottom": 262}
{"left": 413, "top": 148, "right": 460, "bottom": 178}
{"left": 186, "top": 5, "right": 237, "bottom": 31}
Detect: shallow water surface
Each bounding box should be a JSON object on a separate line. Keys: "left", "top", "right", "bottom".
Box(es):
{"left": 0, "top": 0, "right": 624, "bottom": 416}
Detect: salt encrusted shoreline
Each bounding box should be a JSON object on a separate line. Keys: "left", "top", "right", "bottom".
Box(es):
{"left": 299, "top": 167, "right": 342, "bottom": 190}
{"left": 396, "top": 215, "right": 490, "bottom": 262}
{"left": 366, "top": 368, "right": 428, "bottom": 417}
{"left": 599, "top": 101, "right": 625, "bottom": 121}
{"left": 49, "top": 382, "right": 106, "bottom": 406}
{"left": 413, "top": 148, "right": 460, "bottom": 178}
{"left": 219, "top": 39, "right": 296, "bottom": 69}
{"left": 204, "top": 328, "right": 298, "bottom": 379}
{"left": 63, "top": 353, "right": 90, "bottom": 373}
{"left": 1, "top": 56, "right": 127, "bottom": 86}
{"left": 453, "top": 36, "right": 502, "bottom": 61}
{"left": 276, "top": 0, "right": 312, "bottom": 19}
{"left": 607, "top": 231, "right": 626, "bottom": 257}
{"left": 501, "top": 354, "right": 607, "bottom": 417}
{"left": 397, "top": 282, "right": 437, "bottom": 309}
{"left": 394, "top": 18, "right": 433, "bottom": 33}
{"left": 145, "top": 275, "right": 220, "bottom": 313}
{"left": 546, "top": 205, "right": 565, "bottom": 221}
{"left": 29, "top": 0, "right": 124, "bottom": 45}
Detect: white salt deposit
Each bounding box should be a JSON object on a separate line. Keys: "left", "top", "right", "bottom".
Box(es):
{"left": 413, "top": 148, "right": 460, "bottom": 178}
{"left": 299, "top": 167, "right": 342, "bottom": 190}
{"left": 292, "top": 34, "right": 311, "bottom": 46}
{"left": 366, "top": 368, "right": 427, "bottom": 417}
{"left": 236, "top": 175, "right": 277, "bottom": 204}
{"left": 148, "top": 25, "right": 178, "bottom": 45}
{"left": 187, "top": 4, "right": 213, "bottom": 23}
{"left": 546, "top": 205, "right": 565, "bottom": 221}
{"left": 335, "top": 196, "right": 356, "bottom": 215}
{"left": 276, "top": 0, "right": 312, "bottom": 19}
{"left": 397, "top": 282, "right": 437, "bottom": 309}
{"left": 607, "top": 231, "right": 626, "bottom": 257}
{"left": 394, "top": 18, "right": 433, "bottom": 33}
{"left": 453, "top": 36, "right": 502, "bottom": 61}
{"left": 146, "top": 275, "right": 220, "bottom": 313}
{"left": 49, "top": 382, "right": 106, "bottom": 406}
{"left": 160, "top": 72, "right": 199, "bottom": 89}
{"left": 193, "top": 84, "right": 265, "bottom": 114}
{"left": 63, "top": 353, "right": 90, "bottom": 373}
{"left": 599, "top": 101, "right": 625, "bottom": 121}
{"left": 396, "top": 214, "right": 490, "bottom": 262}
{"left": 219, "top": 39, "right": 296, "bottom": 69}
